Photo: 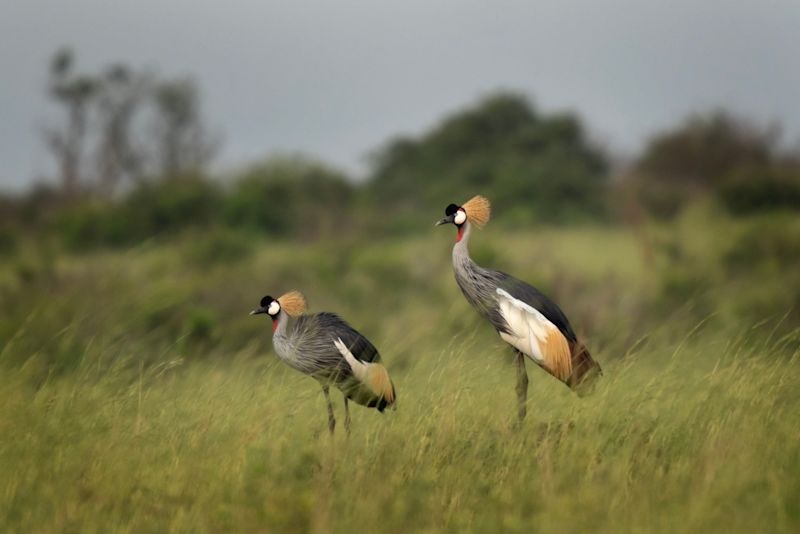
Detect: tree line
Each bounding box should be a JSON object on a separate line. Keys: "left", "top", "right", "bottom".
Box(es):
{"left": 1, "top": 49, "right": 800, "bottom": 251}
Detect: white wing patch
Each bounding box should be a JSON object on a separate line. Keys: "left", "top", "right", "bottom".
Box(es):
{"left": 495, "top": 288, "right": 549, "bottom": 362}
{"left": 495, "top": 288, "right": 572, "bottom": 380}
{"left": 333, "top": 337, "right": 368, "bottom": 381}
{"left": 333, "top": 337, "right": 396, "bottom": 403}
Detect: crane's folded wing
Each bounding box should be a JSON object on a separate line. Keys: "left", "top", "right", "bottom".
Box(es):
{"left": 296, "top": 312, "right": 381, "bottom": 365}
{"left": 495, "top": 288, "right": 572, "bottom": 380}
{"left": 496, "top": 274, "right": 577, "bottom": 341}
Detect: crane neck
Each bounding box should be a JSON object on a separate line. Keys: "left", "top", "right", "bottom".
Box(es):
{"left": 453, "top": 220, "right": 474, "bottom": 258}
{"left": 453, "top": 220, "right": 472, "bottom": 255}
{"left": 272, "top": 310, "right": 290, "bottom": 337}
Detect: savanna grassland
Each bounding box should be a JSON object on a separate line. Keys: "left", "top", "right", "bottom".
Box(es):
{"left": 1, "top": 208, "right": 800, "bottom": 533}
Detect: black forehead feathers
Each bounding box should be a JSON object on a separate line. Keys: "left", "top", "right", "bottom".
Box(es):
{"left": 260, "top": 295, "right": 274, "bottom": 307}
{"left": 445, "top": 204, "right": 459, "bottom": 216}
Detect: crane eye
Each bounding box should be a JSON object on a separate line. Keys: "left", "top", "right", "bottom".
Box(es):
{"left": 268, "top": 301, "right": 280, "bottom": 316}
{"left": 454, "top": 210, "right": 467, "bottom": 225}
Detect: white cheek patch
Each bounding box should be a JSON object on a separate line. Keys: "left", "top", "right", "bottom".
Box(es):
{"left": 268, "top": 301, "right": 280, "bottom": 315}
{"left": 454, "top": 210, "right": 467, "bottom": 225}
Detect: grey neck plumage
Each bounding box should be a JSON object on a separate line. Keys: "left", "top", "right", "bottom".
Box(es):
{"left": 271, "top": 311, "right": 298, "bottom": 366}
{"left": 451, "top": 221, "right": 505, "bottom": 330}
{"left": 452, "top": 219, "right": 473, "bottom": 273}
{"left": 273, "top": 311, "right": 290, "bottom": 338}
{"left": 271, "top": 311, "right": 316, "bottom": 375}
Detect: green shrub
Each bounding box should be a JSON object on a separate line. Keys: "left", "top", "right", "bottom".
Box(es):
{"left": 724, "top": 216, "right": 800, "bottom": 274}
{"left": 54, "top": 202, "right": 116, "bottom": 250}
{"left": 224, "top": 156, "right": 353, "bottom": 238}
{"left": 183, "top": 228, "right": 254, "bottom": 265}
{"left": 123, "top": 176, "right": 223, "bottom": 237}
{"left": 631, "top": 178, "right": 697, "bottom": 220}
{"left": 51, "top": 177, "right": 224, "bottom": 250}
{"left": 0, "top": 225, "right": 17, "bottom": 255}
{"left": 717, "top": 169, "right": 800, "bottom": 215}
{"left": 367, "top": 92, "right": 609, "bottom": 223}
{"left": 184, "top": 308, "right": 217, "bottom": 344}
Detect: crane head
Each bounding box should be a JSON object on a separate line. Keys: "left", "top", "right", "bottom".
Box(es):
{"left": 250, "top": 295, "right": 280, "bottom": 317}
{"left": 435, "top": 203, "right": 466, "bottom": 227}
{"left": 435, "top": 195, "right": 491, "bottom": 232}
{"left": 436, "top": 203, "right": 468, "bottom": 242}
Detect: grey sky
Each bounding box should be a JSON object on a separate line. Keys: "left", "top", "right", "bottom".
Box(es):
{"left": 2, "top": 0, "right": 799, "bottom": 191}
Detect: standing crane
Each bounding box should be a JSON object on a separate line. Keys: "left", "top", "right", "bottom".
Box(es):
{"left": 435, "top": 195, "right": 601, "bottom": 424}
{"left": 250, "top": 291, "right": 396, "bottom": 434}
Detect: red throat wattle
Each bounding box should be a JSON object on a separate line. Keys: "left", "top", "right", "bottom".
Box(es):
{"left": 456, "top": 225, "right": 465, "bottom": 242}
{"left": 272, "top": 318, "right": 278, "bottom": 333}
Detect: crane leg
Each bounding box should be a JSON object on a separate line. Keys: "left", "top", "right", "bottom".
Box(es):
{"left": 343, "top": 397, "right": 351, "bottom": 436}
{"left": 515, "top": 351, "right": 529, "bottom": 426}
{"left": 322, "top": 385, "right": 335, "bottom": 435}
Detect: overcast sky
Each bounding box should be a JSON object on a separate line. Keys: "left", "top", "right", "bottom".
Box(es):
{"left": 2, "top": 0, "right": 799, "bottom": 190}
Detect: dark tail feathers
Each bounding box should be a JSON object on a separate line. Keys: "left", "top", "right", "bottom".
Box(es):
{"left": 566, "top": 341, "right": 602, "bottom": 395}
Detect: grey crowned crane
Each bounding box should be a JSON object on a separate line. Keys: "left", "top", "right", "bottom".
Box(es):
{"left": 250, "top": 291, "right": 396, "bottom": 434}
{"left": 436, "top": 195, "right": 601, "bottom": 424}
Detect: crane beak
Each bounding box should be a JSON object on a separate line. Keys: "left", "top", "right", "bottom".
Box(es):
{"left": 250, "top": 306, "right": 268, "bottom": 316}
{"left": 435, "top": 214, "right": 454, "bottom": 226}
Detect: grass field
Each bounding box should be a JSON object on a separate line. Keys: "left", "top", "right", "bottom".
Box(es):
{"left": 1, "top": 216, "right": 799, "bottom": 532}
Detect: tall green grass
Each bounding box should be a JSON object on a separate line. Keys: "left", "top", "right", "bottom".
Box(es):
{"left": 1, "top": 217, "right": 799, "bottom": 531}
{"left": 1, "top": 329, "right": 798, "bottom": 532}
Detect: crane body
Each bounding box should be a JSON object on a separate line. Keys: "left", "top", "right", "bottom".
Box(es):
{"left": 437, "top": 196, "right": 601, "bottom": 423}
{"left": 252, "top": 291, "right": 396, "bottom": 433}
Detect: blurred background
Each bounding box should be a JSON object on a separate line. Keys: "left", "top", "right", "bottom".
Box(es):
{"left": 1, "top": 0, "right": 800, "bottom": 372}
{"left": 3, "top": 3, "right": 800, "bottom": 531}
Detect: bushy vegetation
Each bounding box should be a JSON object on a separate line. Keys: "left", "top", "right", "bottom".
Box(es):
{"left": 9, "top": 75, "right": 800, "bottom": 250}
{"left": 368, "top": 93, "right": 608, "bottom": 224}
{"left": 224, "top": 157, "right": 355, "bottom": 238}
{"left": 53, "top": 176, "right": 223, "bottom": 249}
{"left": 717, "top": 168, "right": 800, "bottom": 215}
{"left": 631, "top": 111, "right": 800, "bottom": 219}
{"left": 2, "top": 93, "right": 614, "bottom": 248}
{"left": 6, "top": 158, "right": 357, "bottom": 250}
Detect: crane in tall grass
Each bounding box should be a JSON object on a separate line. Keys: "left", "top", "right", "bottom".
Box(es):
{"left": 436, "top": 195, "right": 601, "bottom": 424}
{"left": 251, "top": 291, "right": 396, "bottom": 434}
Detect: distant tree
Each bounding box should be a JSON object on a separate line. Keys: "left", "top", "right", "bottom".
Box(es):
{"left": 367, "top": 92, "right": 608, "bottom": 223}
{"left": 94, "top": 64, "right": 150, "bottom": 195}
{"left": 717, "top": 166, "right": 800, "bottom": 215}
{"left": 44, "top": 48, "right": 98, "bottom": 197}
{"left": 149, "top": 78, "right": 217, "bottom": 177}
{"left": 638, "top": 111, "right": 775, "bottom": 187}
{"left": 43, "top": 49, "right": 220, "bottom": 193}
{"left": 225, "top": 156, "right": 353, "bottom": 238}
{"left": 633, "top": 111, "right": 779, "bottom": 217}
